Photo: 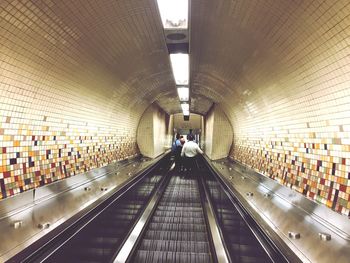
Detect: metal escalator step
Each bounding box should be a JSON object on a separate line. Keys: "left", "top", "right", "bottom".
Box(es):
{"left": 153, "top": 210, "right": 204, "bottom": 217}
{"left": 158, "top": 202, "right": 202, "bottom": 208}
{"left": 148, "top": 222, "right": 207, "bottom": 232}
{"left": 156, "top": 206, "right": 203, "bottom": 212}
{"left": 133, "top": 250, "right": 212, "bottom": 263}
{"left": 144, "top": 230, "right": 208, "bottom": 242}
{"left": 139, "top": 239, "right": 210, "bottom": 253}
{"left": 151, "top": 216, "right": 205, "bottom": 224}
{"left": 130, "top": 175, "right": 213, "bottom": 262}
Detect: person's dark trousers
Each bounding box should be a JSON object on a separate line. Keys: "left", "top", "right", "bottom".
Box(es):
{"left": 174, "top": 146, "right": 182, "bottom": 172}
{"left": 185, "top": 156, "right": 197, "bottom": 176}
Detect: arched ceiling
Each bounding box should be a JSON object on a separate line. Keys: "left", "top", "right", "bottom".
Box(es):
{"left": 2, "top": 0, "right": 348, "bottom": 119}
{"left": 190, "top": 0, "right": 350, "bottom": 126}
{"left": 190, "top": 0, "right": 301, "bottom": 118}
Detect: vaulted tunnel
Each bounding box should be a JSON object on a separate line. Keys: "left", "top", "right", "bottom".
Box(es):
{"left": 1, "top": 0, "right": 350, "bottom": 222}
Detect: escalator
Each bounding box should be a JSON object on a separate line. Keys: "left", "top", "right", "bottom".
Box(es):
{"left": 130, "top": 175, "right": 212, "bottom": 263}
{"left": 8, "top": 156, "right": 172, "bottom": 263}
{"left": 9, "top": 155, "right": 300, "bottom": 263}
{"left": 45, "top": 175, "right": 162, "bottom": 262}
{"left": 203, "top": 174, "right": 273, "bottom": 262}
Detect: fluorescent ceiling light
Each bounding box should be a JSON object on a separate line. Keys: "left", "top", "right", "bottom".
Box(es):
{"left": 170, "top": 54, "right": 189, "bottom": 85}
{"left": 177, "top": 87, "right": 189, "bottom": 102}
{"left": 183, "top": 110, "right": 190, "bottom": 116}
{"left": 157, "top": 0, "right": 188, "bottom": 29}
{"left": 181, "top": 103, "right": 189, "bottom": 112}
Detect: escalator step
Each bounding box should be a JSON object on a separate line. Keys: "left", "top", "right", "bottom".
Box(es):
{"left": 148, "top": 222, "right": 207, "bottom": 232}
{"left": 139, "top": 239, "right": 210, "bottom": 253}
{"left": 153, "top": 210, "right": 204, "bottom": 217}
{"left": 151, "top": 216, "right": 205, "bottom": 224}
{"left": 144, "top": 230, "right": 208, "bottom": 242}
{"left": 158, "top": 202, "right": 202, "bottom": 208}
{"left": 156, "top": 206, "right": 203, "bottom": 212}
{"left": 133, "top": 250, "right": 212, "bottom": 263}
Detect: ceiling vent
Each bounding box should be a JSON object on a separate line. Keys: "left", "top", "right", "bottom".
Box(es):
{"left": 165, "top": 29, "right": 189, "bottom": 53}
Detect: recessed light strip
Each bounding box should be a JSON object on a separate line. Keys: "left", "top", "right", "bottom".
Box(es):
{"left": 170, "top": 53, "right": 189, "bottom": 86}
{"left": 156, "top": 0, "right": 188, "bottom": 29}
{"left": 177, "top": 86, "right": 189, "bottom": 102}
{"left": 181, "top": 103, "right": 189, "bottom": 112}
{"left": 156, "top": 0, "right": 191, "bottom": 116}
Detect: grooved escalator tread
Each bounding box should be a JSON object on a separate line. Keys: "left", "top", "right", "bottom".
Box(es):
{"left": 130, "top": 175, "right": 213, "bottom": 263}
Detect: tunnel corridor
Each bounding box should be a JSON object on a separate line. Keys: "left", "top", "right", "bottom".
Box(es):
{"left": 0, "top": 0, "right": 350, "bottom": 262}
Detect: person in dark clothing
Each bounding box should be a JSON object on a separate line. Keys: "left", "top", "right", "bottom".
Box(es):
{"left": 173, "top": 133, "right": 183, "bottom": 172}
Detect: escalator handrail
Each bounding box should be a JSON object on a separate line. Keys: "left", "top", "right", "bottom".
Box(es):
{"left": 202, "top": 155, "right": 302, "bottom": 263}
{"left": 197, "top": 168, "right": 231, "bottom": 263}
{"left": 112, "top": 161, "right": 175, "bottom": 263}
{"left": 8, "top": 153, "right": 171, "bottom": 263}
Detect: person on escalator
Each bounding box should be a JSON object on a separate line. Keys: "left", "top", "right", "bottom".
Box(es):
{"left": 181, "top": 134, "right": 203, "bottom": 176}
{"left": 180, "top": 135, "right": 185, "bottom": 145}
{"left": 173, "top": 133, "right": 183, "bottom": 172}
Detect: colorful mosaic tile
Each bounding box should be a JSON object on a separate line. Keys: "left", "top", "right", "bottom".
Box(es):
{"left": 231, "top": 133, "right": 350, "bottom": 216}
{"left": 0, "top": 122, "right": 139, "bottom": 198}
{"left": 0, "top": 1, "right": 152, "bottom": 199}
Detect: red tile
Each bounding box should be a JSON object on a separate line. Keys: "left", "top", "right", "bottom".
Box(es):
{"left": 327, "top": 188, "right": 333, "bottom": 200}
{"left": 339, "top": 184, "right": 346, "bottom": 192}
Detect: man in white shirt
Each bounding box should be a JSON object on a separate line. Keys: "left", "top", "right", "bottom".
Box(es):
{"left": 181, "top": 134, "right": 203, "bottom": 175}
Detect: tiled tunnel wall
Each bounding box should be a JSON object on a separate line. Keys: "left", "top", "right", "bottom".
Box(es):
{"left": 222, "top": 1, "right": 350, "bottom": 216}
{"left": 1, "top": 0, "right": 350, "bottom": 221}
{"left": 0, "top": 86, "right": 140, "bottom": 199}
{"left": 204, "top": 105, "right": 233, "bottom": 160}
{"left": 173, "top": 113, "right": 202, "bottom": 131}
{"left": 136, "top": 104, "right": 172, "bottom": 158}
{"left": 0, "top": 1, "right": 155, "bottom": 199}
